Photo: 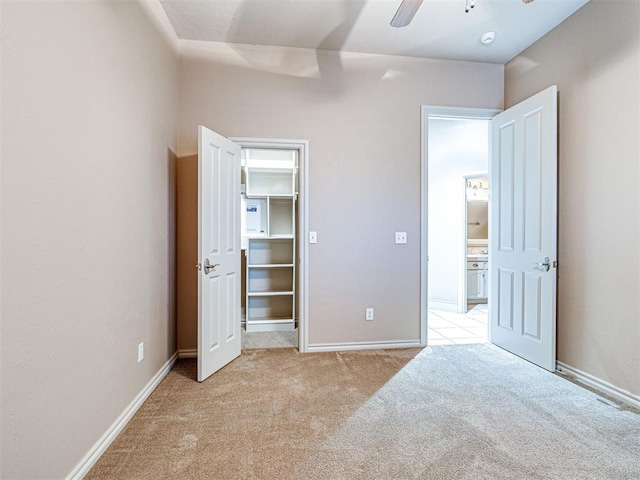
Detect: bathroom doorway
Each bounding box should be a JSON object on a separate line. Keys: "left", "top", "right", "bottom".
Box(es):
{"left": 424, "top": 111, "right": 494, "bottom": 346}
{"left": 423, "top": 90, "right": 557, "bottom": 368}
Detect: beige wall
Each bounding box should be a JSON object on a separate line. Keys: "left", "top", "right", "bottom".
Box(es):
{"left": 177, "top": 43, "right": 503, "bottom": 349}
{"left": 505, "top": 0, "right": 640, "bottom": 396}
{"left": 177, "top": 154, "right": 198, "bottom": 349}
{"left": 0, "top": 1, "right": 179, "bottom": 478}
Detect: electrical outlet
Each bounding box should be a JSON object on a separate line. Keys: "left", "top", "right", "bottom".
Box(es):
{"left": 395, "top": 232, "right": 407, "bottom": 244}
{"left": 366, "top": 308, "right": 374, "bottom": 321}
{"left": 137, "top": 342, "right": 144, "bottom": 363}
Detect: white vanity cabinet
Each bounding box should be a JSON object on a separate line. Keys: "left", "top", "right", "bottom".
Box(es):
{"left": 467, "top": 260, "right": 487, "bottom": 301}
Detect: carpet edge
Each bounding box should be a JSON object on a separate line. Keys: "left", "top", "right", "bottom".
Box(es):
{"left": 556, "top": 361, "right": 640, "bottom": 410}
{"left": 65, "top": 351, "right": 179, "bottom": 480}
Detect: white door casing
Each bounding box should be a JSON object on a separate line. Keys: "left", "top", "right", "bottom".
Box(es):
{"left": 489, "top": 85, "right": 558, "bottom": 371}
{"left": 231, "top": 137, "right": 310, "bottom": 352}
{"left": 421, "top": 106, "right": 501, "bottom": 345}
{"left": 198, "top": 125, "right": 242, "bottom": 382}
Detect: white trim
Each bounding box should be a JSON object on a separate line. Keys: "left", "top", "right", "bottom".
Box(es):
{"left": 423, "top": 106, "right": 502, "bottom": 120}
{"left": 229, "top": 137, "right": 310, "bottom": 353}
{"left": 307, "top": 340, "right": 422, "bottom": 353}
{"left": 556, "top": 361, "right": 640, "bottom": 410}
{"left": 459, "top": 175, "right": 468, "bottom": 314}
{"left": 66, "top": 352, "right": 179, "bottom": 480}
{"left": 179, "top": 349, "right": 198, "bottom": 358}
{"left": 420, "top": 106, "right": 501, "bottom": 349}
{"left": 420, "top": 107, "right": 428, "bottom": 347}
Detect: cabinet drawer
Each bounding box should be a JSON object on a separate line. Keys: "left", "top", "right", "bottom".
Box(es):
{"left": 467, "top": 261, "right": 487, "bottom": 270}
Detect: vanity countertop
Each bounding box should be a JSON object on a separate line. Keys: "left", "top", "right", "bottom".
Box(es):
{"left": 467, "top": 254, "right": 488, "bottom": 261}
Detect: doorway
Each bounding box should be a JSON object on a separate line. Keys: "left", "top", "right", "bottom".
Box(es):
{"left": 421, "top": 107, "right": 500, "bottom": 346}
{"left": 231, "top": 138, "right": 310, "bottom": 352}
{"left": 421, "top": 87, "right": 558, "bottom": 372}
{"left": 196, "top": 130, "right": 310, "bottom": 382}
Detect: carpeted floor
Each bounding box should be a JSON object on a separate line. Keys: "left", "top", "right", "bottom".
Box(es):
{"left": 242, "top": 328, "right": 298, "bottom": 349}
{"left": 86, "top": 345, "right": 640, "bottom": 479}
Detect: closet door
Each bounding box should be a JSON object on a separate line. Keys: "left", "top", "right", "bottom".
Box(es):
{"left": 198, "top": 125, "right": 242, "bottom": 382}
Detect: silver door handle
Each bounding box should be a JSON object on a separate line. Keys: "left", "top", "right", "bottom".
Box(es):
{"left": 203, "top": 258, "right": 219, "bottom": 274}
{"left": 535, "top": 257, "right": 551, "bottom": 272}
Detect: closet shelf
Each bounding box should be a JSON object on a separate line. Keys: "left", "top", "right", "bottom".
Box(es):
{"left": 246, "top": 166, "right": 295, "bottom": 174}
{"left": 248, "top": 264, "right": 294, "bottom": 269}
{"left": 244, "top": 193, "right": 297, "bottom": 199}
{"left": 247, "top": 291, "right": 294, "bottom": 297}
{"left": 246, "top": 317, "right": 294, "bottom": 324}
{"left": 244, "top": 234, "right": 295, "bottom": 239}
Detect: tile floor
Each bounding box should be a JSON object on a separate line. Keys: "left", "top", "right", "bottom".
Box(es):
{"left": 428, "top": 304, "right": 488, "bottom": 345}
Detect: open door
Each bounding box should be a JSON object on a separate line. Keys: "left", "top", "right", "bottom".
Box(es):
{"left": 489, "top": 85, "right": 558, "bottom": 371}
{"left": 198, "top": 125, "right": 242, "bottom": 382}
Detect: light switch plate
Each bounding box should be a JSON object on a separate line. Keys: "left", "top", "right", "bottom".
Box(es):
{"left": 309, "top": 231, "right": 317, "bottom": 244}
{"left": 395, "top": 232, "right": 407, "bottom": 244}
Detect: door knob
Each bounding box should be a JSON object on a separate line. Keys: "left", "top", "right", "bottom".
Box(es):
{"left": 535, "top": 257, "right": 551, "bottom": 272}
{"left": 203, "top": 258, "right": 219, "bottom": 274}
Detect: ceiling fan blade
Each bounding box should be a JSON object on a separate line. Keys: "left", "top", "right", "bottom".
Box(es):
{"left": 390, "top": 0, "right": 424, "bottom": 28}
{"left": 523, "top": 0, "right": 535, "bottom": 3}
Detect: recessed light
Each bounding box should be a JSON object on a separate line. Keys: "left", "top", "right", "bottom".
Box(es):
{"left": 480, "top": 31, "right": 496, "bottom": 45}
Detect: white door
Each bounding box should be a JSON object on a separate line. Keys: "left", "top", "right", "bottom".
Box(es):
{"left": 198, "top": 125, "right": 242, "bottom": 382}
{"left": 489, "top": 86, "right": 558, "bottom": 372}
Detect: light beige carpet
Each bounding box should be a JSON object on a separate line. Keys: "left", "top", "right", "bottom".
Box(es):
{"left": 241, "top": 328, "right": 298, "bottom": 349}
{"left": 87, "top": 345, "right": 640, "bottom": 479}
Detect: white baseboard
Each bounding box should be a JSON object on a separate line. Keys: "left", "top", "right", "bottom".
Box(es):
{"left": 307, "top": 340, "right": 423, "bottom": 353}
{"left": 556, "top": 361, "right": 640, "bottom": 410}
{"left": 178, "top": 348, "right": 197, "bottom": 358}
{"left": 66, "top": 352, "right": 179, "bottom": 480}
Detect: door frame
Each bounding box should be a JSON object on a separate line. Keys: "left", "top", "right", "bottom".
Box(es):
{"left": 461, "top": 172, "right": 489, "bottom": 313}
{"left": 420, "top": 106, "right": 501, "bottom": 345}
{"left": 230, "top": 137, "right": 310, "bottom": 352}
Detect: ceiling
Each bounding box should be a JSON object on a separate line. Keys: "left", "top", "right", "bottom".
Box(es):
{"left": 159, "top": 0, "right": 589, "bottom": 64}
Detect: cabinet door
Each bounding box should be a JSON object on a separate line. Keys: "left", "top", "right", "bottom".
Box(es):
{"left": 467, "top": 270, "right": 481, "bottom": 299}
{"left": 479, "top": 270, "right": 487, "bottom": 299}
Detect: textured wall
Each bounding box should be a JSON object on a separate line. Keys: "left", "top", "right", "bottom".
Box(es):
{"left": 177, "top": 43, "right": 503, "bottom": 349}
{"left": 505, "top": 0, "right": 640, "bottom": 396}
{"left": 0, "top": 1, "right": 179, "bottom": 478}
